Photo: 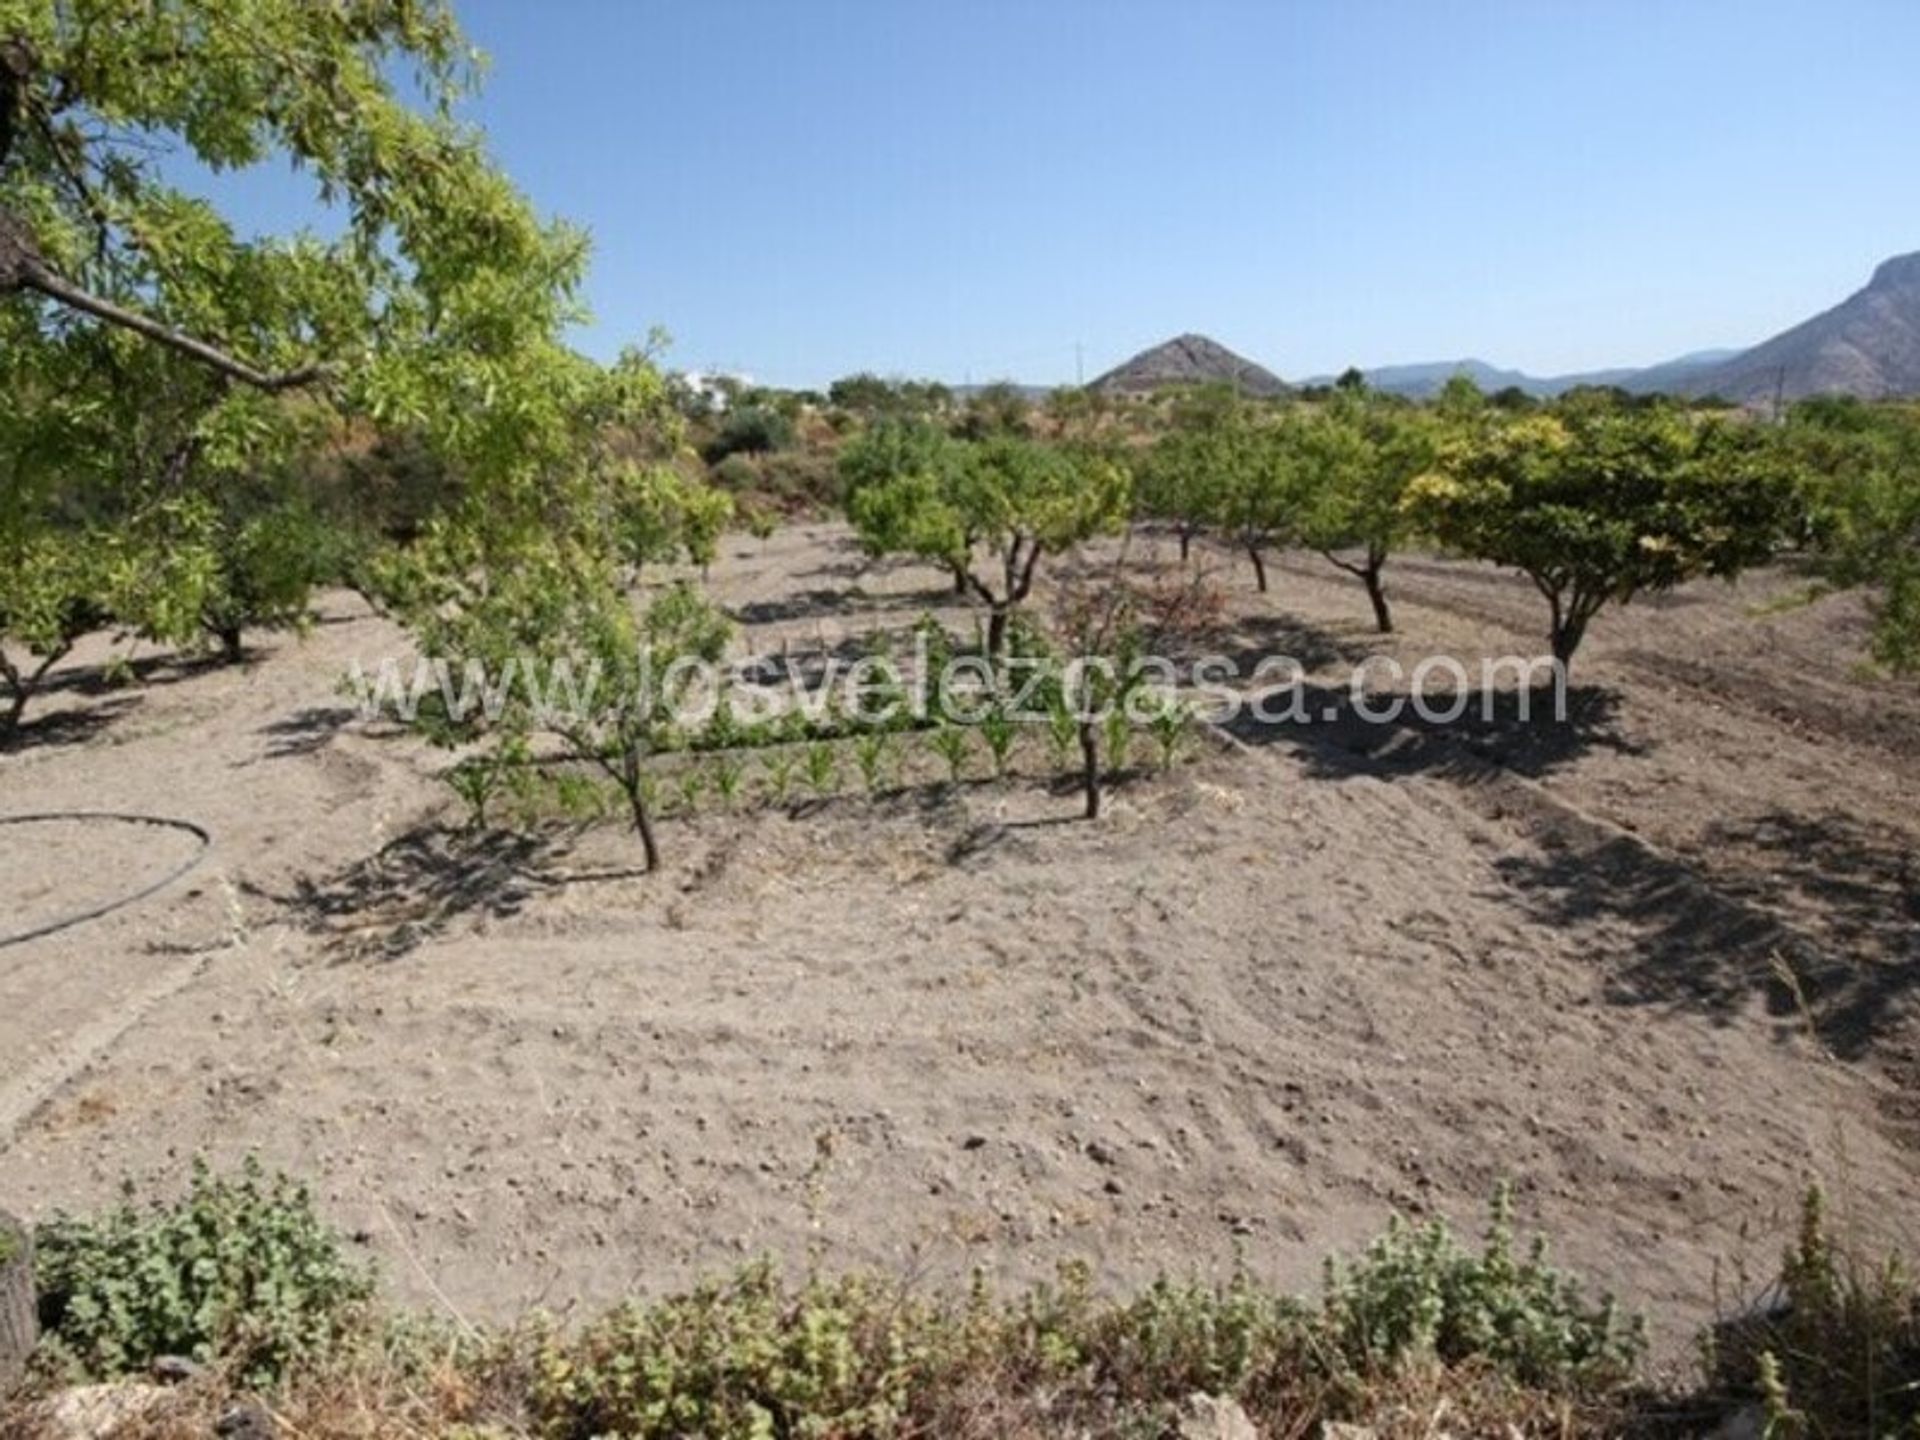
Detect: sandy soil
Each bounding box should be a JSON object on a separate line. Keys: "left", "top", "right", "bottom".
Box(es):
{"left": 2, "top": 522, "right": 1917, "bottom": 1361}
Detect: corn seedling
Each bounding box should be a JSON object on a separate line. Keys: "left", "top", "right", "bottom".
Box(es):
{"left": 1045, "top": 690, "right": 1079, "bottom": 772}
{"left": 980, "top": 706, "right": 1017, "bottom": 779}
{"left": 1148, "top": 696, "right": 1192, "bottom": 772}
{"left": 763, "top": 749, "right": 799, "bottom": 804}
{"left": 675, "top": 766, "right": 706, "bottom": 815}
{"left": 929, "top": 724, "right": 972, "bottom": 785}
{"left": 708, "top": 752, "right": 746, "bottom": 810}
{"left": 1104, "top": 707, "right": 1134, "bottom": 773}
{"left": 854, "top": 730, "right": 893, "bottom": 793}
{"left": 803, "top": 739, "right": 840, "bottom": 796}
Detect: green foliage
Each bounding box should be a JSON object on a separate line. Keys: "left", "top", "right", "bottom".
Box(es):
{"left": 0, "top": 0, "right": 658, "bottom": 742}
{"left": 762, "top": 748, "right": 799, "bottom": 804}
{"left": 400, "top": 540, "right": 731, "bottom": 869}
{"left": 1788, "top": 398, "right": 1920, "bottom": 673}
{"left": 928, "top": 724, "right": 972, "bottom": 785}
{"left": 708, "top": 752, "right": 747, "bottom": 810}
{"left": 33, "top": 1157, "right": 373, "bottom": 1388}
{"left": 197, "top": 479, "right": 348, "bottom": 659}
{"left": 802, "top": 739, "right": 839, "bottom": 796}
{"left": 531, "top": 1263, "right": 925, "bottom": 1439}
{"left": 853, "top": 730, "right": 892, "bottom": 793}
{"left": 1296, "top": 393, "right": 1438, "bottom": 631}
{"left": 1406, "top": 402, "right": 1803, "bottom": 665}
{"left": 1137, "top": 385, "right": 1249, "bottom": 541}
{"left": 1320, "top": 1184, "right": 1644, "bottom": 1389}
{"left": 704, "top": 405, "right": 794, "bottom": 463}
{"left": 1147, "top": 695, "right": 1191, "bottom": 771}
{"left": 979, "top": 705, "right": 1016, "bottom": 778}
{"left": 842, "top": 426, "right": 1129, "bottom": 654}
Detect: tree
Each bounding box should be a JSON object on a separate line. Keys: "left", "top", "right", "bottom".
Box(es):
{"left": 0, "top": 0, "right": 595, "bottom": 731}
{"left": 1297, "top": 394, "right": 1436, "bottom": 632}
{"left": 1789, "top": 397, "right": 1920, "bottom": 672}
{"left": 1048, "top": 536, "right": 1219, "bottom": 819}
{"left": 703, "top": 404, "right": 793, "bottom": 463}
{"left": 1221, "top": 410, "right": 1317, "bottom": 594}
{"left": 198, "top": 481, "right": 344, "bottom": 662}
{"left": 1138, "top": 386, "right": 1246, "bottom": 563}
{"left": 955, "top": 381, "right": 1033, "bottom": 441}
{"left": 1406, "top": 405, "right": 1802, "bottom": 669}
{"left": 406, "top": 545, "right": 728, "bottom": 873}
{"left": 842, "top": 429, "right": 1129, "bottom": 659}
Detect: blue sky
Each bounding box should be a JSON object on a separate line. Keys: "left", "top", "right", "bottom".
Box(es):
{"left": 230, "top": 0, "right": 1920, "bottom": 387}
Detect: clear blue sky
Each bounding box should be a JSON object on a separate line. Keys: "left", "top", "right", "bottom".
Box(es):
{"left": 237, "top": 0, "right": 1920, "bottom": 387}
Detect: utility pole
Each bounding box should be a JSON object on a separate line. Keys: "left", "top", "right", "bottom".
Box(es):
{"left": 1075, "top": 341, "right": 1084, "bottom": 387}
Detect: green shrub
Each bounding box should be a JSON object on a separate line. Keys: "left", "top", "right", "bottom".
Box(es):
{"left": 33, "top": 1157, "right": 374, "bottom": 1388}
{"left": 532, "top": 1263, "right": 924, "bottom": 1438}
{"left": 1319, "top": 1183, "right": 1644, "bottom": 1388}
{"left": 709, "top": 453, "right": 762, "bottom": 491}
{"left": 704, "top": 406, "right": 793, "bottom": 463}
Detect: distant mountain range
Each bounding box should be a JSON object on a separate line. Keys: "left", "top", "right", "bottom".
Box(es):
{"left": 1305, "top": 350, "right": 1742, "bottom": 401}
{"left": 1077, "top": 250, "right": 1920, "bottom": 406}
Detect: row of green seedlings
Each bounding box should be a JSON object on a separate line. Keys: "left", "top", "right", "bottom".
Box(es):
{"left": 445, "top": 622, "right": 1198, "bottom": 833}
{"left": 447, "top": 691, "right": 1198, "bottom": 831}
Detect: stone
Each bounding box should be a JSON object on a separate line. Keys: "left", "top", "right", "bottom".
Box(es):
{"left": 1176, "top": 1391, "right": 1260, "bottom": 1440}
{"left": 33, "top": 1383, "right": 173, "bottom": 1440}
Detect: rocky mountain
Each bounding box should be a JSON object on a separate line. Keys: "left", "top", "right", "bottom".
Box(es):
{"left": 1090, "top": 333, "right": 1288, "bottom": 397}
{"left": 1675, "top": 252, "right": 1920, "bottom": 404}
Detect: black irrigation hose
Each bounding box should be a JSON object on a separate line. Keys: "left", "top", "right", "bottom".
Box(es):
{"left": 0, "top": 811, "right": 211, "bottom": 949}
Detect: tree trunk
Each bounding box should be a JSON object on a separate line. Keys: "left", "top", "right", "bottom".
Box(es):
{"left": 620, "top": 758, "right": 662, "bottom": 873}
{"left": 217, "top": 624, "right": 246, "bottom": 664}
{"left": 1550, "top": 616, "right": 1585, "bottom": 672}
{"left": 1363, "top": 565, "right": 1393, "bottom": 633}
{"left": 1543, "top": 610, "right": 1589, "bottom": 675}
{"left": 0, "top": 1209, "right": 34, "bottom": 1396}
{"left": 951, "top": 563, "right": 968, "bottom": 596}
{"left": 986, "top": 606, "right": 1009, "bottom": 663}
{"left": 1247, "top": 544, "right": 1268, "bottom": 593}
{"left": 1178, "top": 527, "right": 1192, "bottom": 563}
{"left": 1077, "top": 720, "right": 1101, "bottom": 820}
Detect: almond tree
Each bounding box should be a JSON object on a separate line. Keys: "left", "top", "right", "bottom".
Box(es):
{"left": 0, "top": 0, "right": 597, "bottom": 731}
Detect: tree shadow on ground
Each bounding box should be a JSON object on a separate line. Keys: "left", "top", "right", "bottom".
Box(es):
{"left": 37, "top": 647, "right": 234, "bottom": 699}
{"left": 1696, "top": 809, "right": 1920, "bottom": 1056}
{"left": 730, "top": 584, "right": 956, "bottom": 628}
{"left": 1195, "top": 611, "right": 1378, "bottom": 676}
{"left": 1491, "top": 815, "right": 1915, "bottom": 1066}
{"left": 253, "top": 705, "right": 359, "bottom": 760}
{"left": 254, "top": 824, "right": 585, "bottom": 962}
{"left": 0, "top": 695, "right": 140, "bottom": 755}
{"left": 1221, "top": 679, "right": 1640, "bottom": 783}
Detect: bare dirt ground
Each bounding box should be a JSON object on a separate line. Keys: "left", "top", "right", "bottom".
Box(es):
{"left": 2, "top": 522, "right": 1917, "bottom": 1363}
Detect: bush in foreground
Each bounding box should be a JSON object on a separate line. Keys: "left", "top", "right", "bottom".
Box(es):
{"left": 9, "top": 1164, "right": 1918, "bottom": 1438}
{"left": 30, "top": 1158, "right": 373, "bottom": 1390}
